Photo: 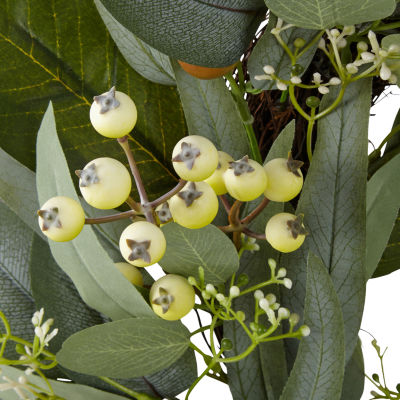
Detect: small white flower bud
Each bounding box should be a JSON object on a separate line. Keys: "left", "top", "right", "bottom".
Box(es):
{"left": 289, "top": 313, "right": 300, "bottom": 326}
{"left": 318, "top": 38, "right": 326, "bottom": 49}
{"left": 254, "top": 74, "right": 272, "bottom": 81}
{"left": 205, "top": 284, "right": 217, "bottom": 296}
{"left": 290, "top": 76, "right": 302, "bottom": 84}
{"left": 346, "top": 63, "right": 358, "bottom": 74}
{"left": 188, "top": 276, "right": 197, "bottom": 286}
{"left": 41, "top": 318, "right": 54, "bottom": 335}
{"left": 329, "top": 77, "right": 341, "bottom": 85}
{"left": 330, "top": 29, "right": 340, "bottom": 38}
{"left": 300, "top": 325, "right": 311, "bottom": 337}
{"left": 202, "top": 290, "right": 211, "bottom": 300}
{"left": 266, "top": 308, "right": 277, "bottom": 324}
{"left": 216, "top": 293, "right": 226, "bottom": 303}
{"left": 236, "top": 311, "right": 246, "bottom": 321}
{"left": 230, "top": 286, "right": 240, "bottom": 298}
{"left": 361, "top": 51, "right": 375, "bottom": 62}
{"left": 268, "top": 258, "right": 276, "bottom": 270}
{"left": 283, "top": 278, "right": 292, "bottom": 289}
{"left": 378, "top": 49, "right": 388, "bottom": 58}
{"left": 263, "top": 65, "right": 275, "bottom": 75}
{"left": 368, "top": 31, "right": 380, "bottom": 54}
{"left": 278, "top": 307, "right": 290, "bottom": 319}
{"left": 357, "top": 41, "right": 368, "bottom": 52}
{"left": 254, "top": 290, "right": 264, "bottom": 300}
{"left": 342, "top": 26, "right": 355, "bottom": 36}
{"left": 44, "top": 328, "right": 58, "bottom": 345}
{"left": 34, "top": 326, "right": 44, "bottom": 343}
{"left": 18, "top": 376, "right": 28, "bottom": 385}
{"left": 24, "top": 368, "right": 34, "bottom": 375}
{"left": 276, "top": 81, "right": 287, "bottom": 91}
{"left": 271, "top": 302, "right": 280, "bottom": 310}
{"left": 337, "top": 38, "right": 347, "bottom": 49}
{"left": 318, "top": 86, "right": 330, "bottom": 95}
{"left": 380, "top": 62, "right": 392, "bottom": 81}
{"left": 265, "top": 293, "right": 276, "bottom": 305}
{"left": 389, "top": 74, "right": 398, "bottom": 84}
{"left": 276, "top": 268, "right": 287, "bottom": 278}
{"left": 259, "top": 298, "right": 270, "bottom": 312}
{"left": 312, "top": 72, "right": 322, "bottom": 84}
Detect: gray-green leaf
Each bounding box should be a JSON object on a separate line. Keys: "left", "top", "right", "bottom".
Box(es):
{"left": 264, "top": 0, "right": 396, "bottom": 29}
{"left": 340, "top": 340, "right": 364, "bottom": 400}
{"left": 56, "top": 317, "right": 191, "bottom": 378}
{"left": 280, "top": 253, "right": 345, "bottom": 400}
{"left": 36, "top": 103, "right": 153, "bottom": 320}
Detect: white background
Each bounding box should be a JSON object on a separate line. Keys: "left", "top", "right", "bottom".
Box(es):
{"left": 149, "top": 85, "right": 400, "bottom": 400}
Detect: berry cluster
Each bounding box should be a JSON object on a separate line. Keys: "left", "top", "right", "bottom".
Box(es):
{"left": 37, "top": 86, "right": 308, "bottom": 321}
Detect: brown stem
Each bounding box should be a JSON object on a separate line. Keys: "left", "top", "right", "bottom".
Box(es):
{"left": 233, "top": 231, "right": 242, "bottom": 250}
{"left": 228, "top": 200, "right": 242, "bottom": 227}
{"left": 218, "top": 224, "right": 244, "bottom": 233}
{"left": 126, "top": 196, "right": 142, "bottom": 213}
{"left": 148, "top": 179, "right": 187, "bottom": 208}
{"left": 219, "top": 195, "right": 231, "bottom": 214}
{"left": 241, "top": 197, "right": 269, "bottom": 225}
{"left": 118, "top": 136, "right": 155, "bottom": 224}
{"left": 85, "top": 210, "right": 136, "bottom": 225}
{"left": 243, "top": 228, "right": 266, "bottom": 240}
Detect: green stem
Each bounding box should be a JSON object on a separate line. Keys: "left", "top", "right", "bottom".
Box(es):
{"left": 273, "top": 33, "right": 296, "bottom": 64}
{"left": 35, "top": 368, "right": 55, "bottom": 395}
{"left": 374, "top": 21, "right": 400, "bottom": 31}
{"left": 259, "top": 331, "right": 303, "bottom": 343}
{"left": 326, "top": 29, "right": 344, "bottom": 76}
{"left": 314, "top": 84, "right": 347, "bottom": 121}
{"left": 188, "top": 342, "right": 209, "bottom": 359}
{"left": 306, "top": 108, "right": 316, "bottom": 162}
{"left": 288, "top": 85, "right": 311, "bottom": 121}
{"left": 100, "top": 376, "right": 158, "bottom": 400}
{"left": 297, "top": 31, "right": 325, "bottom": 58}
{"left": 373, "top": 124, "right": 400, "bottom": 155}
{"left": 217, "top": 342, "right": 257, "bottom": 363}
{"left": 238, "top": 278, "right": 279, "bottom": 297}
{"left": 209, "top": 314, "right": 219, "bottom": 358}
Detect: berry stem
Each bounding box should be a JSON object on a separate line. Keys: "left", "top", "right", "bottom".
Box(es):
{"left": 219, "top": 195, "right": 231, "bottom": 213}
{"left": 85, "top": 210, "right": 137, "bottom": 225}
{"left": 118, "top": 136, "right": 155, "bottom": 224}
{"left": 147, "top": 179, "right": 187, "bottom": 208}
{"left": 241, "top": 197, "right": 270, "bottom": 225}
{"left": 228, "top": 200, "right": 242, "bottom": 227}
{"left": 242, "top": 228, "right": 266, "bottom": 240}
{"left": 126, "top": 196, "right": 142, "bottom": 212}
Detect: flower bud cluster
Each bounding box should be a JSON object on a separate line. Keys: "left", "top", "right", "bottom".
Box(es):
{"left": 31, "top": 308, "right": 58, "bottom": 347}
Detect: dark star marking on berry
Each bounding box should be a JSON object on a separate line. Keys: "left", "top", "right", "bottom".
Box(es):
{"left": 37, "top": 207, "right": 62, "bottom": 231}
{"left": 229, "top": 155, "right": 255, "bottom": 176}
{"left": 75, "top": 163, "right": 100, "bottom": 187}
{"left": 286, "top": 152, "right": 304, "bottom": 177}
{"left": 156, "top": 202, "right": 172, "bottom": 223}
{"left": 287, "top": 214, "right": 308, "bottom": 239}
{"left": 178, "top": 182, "right": 203, "bottom": 207}
{"left": 126, "top": 239, "right": 151, "bottom": 263}
{"left": 152, "top": 287, "right": 175, "bottom": 314}
{"left": 93, "top": 86, "right": 120, "bottom": 114}
{"left": 172, "top": 142, "right": 201, "bottom": 170}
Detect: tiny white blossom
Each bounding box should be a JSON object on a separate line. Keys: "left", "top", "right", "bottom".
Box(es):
{"left": 283, "top": 278, "right": 293, "bottom": 289}
{"left": 318, "top": 86, "right": 330, "bottom": 95}
{"left": 254, "top": 74, "right": 272, "bottom": 81}
{"left": 380, "top": 62, "right": 392, "bottom": 81}
{"left": 205, "top": 284, "right": 217, "bottom": 296}
{"left": 41, "top": 318, "right": 54, "bottom": 337}
{"left": 368, "top": 31, "right": 380, "bottom": 55}
{"left": 329, "top": 77, "right": 341, "bottom": 85}
{"left": 357, "top": 41, "right": 368, "bottom": 52}
{"left": 44, "top": 328, "right": 58, "bottom": 346}
{"left": 337, "top": 38, "right": 347, "bottom": 49}
{"left": 276, "top": 268, "right": 287, "bottom": 278}
{"left": 300, "top": 325, "right": 311, "bottom": 337}
{"left": 318, "top": 38, "right": 326, "bottom": 50}
{"left": 17, "top": 377, "right": 27, "bottom": 385}
{"left": 330, "top": 29, "right": 340, "bottom": 38}
{"left": 312, "top": 72, "right": 322, "bottom": 84}
{"left": 263, "top": 65, "right": 275, "bottom": 75}
{"left": 342, "top": 26, "right": 355, "bottom": 36}
{"left": 278, "top": 307, "right": 290, "bottom": 320}
{"left": 259, "top": 298, "right": 270, "bottom": 312}
{"left": 271, "top": 302, "right": 280, "bottom": 310}
{"left": 254, "top": 290, "right": 264, "bottom": 300}
{"left": 31, "top": 308, "right": 44, "bottom": 327}
{"left": 268, "top": 258, "right": 277, "bottom": 270}
{"left": 34, "top": 326, "right": 44, "bottom": 344}
{"left": 361, "top": 52, "right": 375, "bottom": 62}
{"left": 346, "top": 63, "right": 358, "bottom": 74}
{"left": 216, "top": 293, "right": 226, "bottom": 303}
{"left": 290, "top": 76, "right": 302, "bottom": 84}
{"left": 276, "top": 81, "right": 287, "bottom": 91}
{"left": 353, "top": 59, "right": 366, "bottom": 67}
{"left": 266, "top": 308, "right": 277, "bottom": 325}
{"left": 229, "top": 286, "right": 240, "bottom": 298}
{"left": 24, "top": 368, "right": 34, "bottom": 376}
{"left": 289, "top": 313, "right": 300, "bottom": 326}
{"left": 265, "top": 293, "right": 277, "bottom": 305}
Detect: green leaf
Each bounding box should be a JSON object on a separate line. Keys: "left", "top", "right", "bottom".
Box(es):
{"left": 382, "top": 34, "right": 400, "bottom": 86}
{"left": 0, "top": 202, "right": 35, "bottom": 359}
{"left": 340, "top": 340, "right": 364, "bottom": 400}
{"left": 249, "top": 14, "right": 319, "bottom": 90}
{"left": 280, "top": 253, "right": 345, "bottom": 400}
{"left": 93, "top": 0, "right": 175, "bottom": 86}
{"left": 264, "top": 0, "right": 396, "bottom": 29}
{"left": 0, "top": 149, "right": 41, "bottom": 237}
{"left": 282, "top": 80, "right": 370, "bottom": 364}
{"left": 172, "top": 60, "right": 251, "bottom": 159}
{"left": 97, "top": 0, "right": 266, "bottom": 67}
{"left": 56, "top": 317, "right": 191, "bottom": 378}
{"left": 384, "top": 107, "right": 400, "bottom": 154}
{"left": 36, "top": 103, "right": 153, "bottom": 320}
{"left": 264, "top": 120, "right": 295, "bottom": 163}
{"left": 160, "top": 222, "right": 239, "bottom": 285}
{"left": 0, "top": 0, "right": 185, "bottom": 199}
{"left": 372, "top": 210, "right": 400, "bottom": 278}
{"left": 0, "top": 365, "right": 130, "bottom": 400}
{"left": 366, "top": 154, "right": 400, "bottom": 279}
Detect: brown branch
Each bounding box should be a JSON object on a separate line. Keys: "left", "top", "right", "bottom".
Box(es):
{"left": 241, "top": 197, "right": 269, "bottom": 225}
{"left": 148, "top": 179, "right": 187, "bottom": 208}
{"left": 85, "top": 210, "right": 136, "bottom": 225}
{"left": 228, "top": 200, "right": 242, "bottom": 227}
{"left": 219, "top": 195, "right": 231, "bottom": 213}
{"left": 242, "top": 228, "right": 266, "bottom": 240}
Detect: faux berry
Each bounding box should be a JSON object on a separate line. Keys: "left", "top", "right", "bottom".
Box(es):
{"left": 172, "top": 135, "right": 218, "bottom": 181}
{"left": 204, "top": 151, "right": 234, "bottom": 195}
{"left": 223, "top": 156, "right": 267, "bottom": 201}
{"left": 89, "top": 87, "right": 137, "bottom": 138}
{"left": 76, "top": 157, "right": 131, "bottom": 209}
{"left": 169, "top": 181, "right": 218, "bottom": 229}
{"left": 119, "top": 221, "right": 166, "bottom": 267}
{"left": 178, "top": 60, "right": 236, "bottom": 80}
{"left": 263, "top": 153, "right": 304, "bottom": 202}
{"left": 265, "top": 213, "right": 307, "bottom": 253}
{"left": 114, "top": 262, "right": 143, "bottom": 286}
{"left": 150, "top": 274, "right": 195, "bottom": 320}
{"left": 37, "top": 196, "right": 85, "bottom": 242}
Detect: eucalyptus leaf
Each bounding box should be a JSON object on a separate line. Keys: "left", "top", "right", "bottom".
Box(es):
{"left": 384, "top": 107, "right": 400, "bottom": 154}
{"left": 0, "top": 365, "right": 130, "bottom": 400}
{"left": 97, "top": 0, "right": 266, "bottom": 67}
{"left": 0, "top": 0, "right": 185, "bottom": 199}
{"left": 56, "top": 317, "right": 191, "bottom": 378}
{"left": 93, "top": 0, "right": 175, "bottom": 86}
{"left": 340, "top": 340, "right": 364, "bottom": 400}
{"left": 172, "top": 60, "right": 251, "bottom": 159}
{"left": 280, "top": 253, "right": 345, "bottom": 400}
{"left": 36, "top": 103, "right": 153, "bottom": 320}
{"left": 366, "top": 153, "right": 400, "bottom": 279}
{"left": 281, "top": 80, "right": 370, "bottom": 364}
{"left": 249, "top": 14, "right": 319, "bottom": 90}
{"left": 264, "top": 120, "right": 295, "bottom": 163}
{"left": 264, "top": 0, "right": 396, "bottom": 29}
{"left": 160, "top": 222, "right": 239, "bottom": 285}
